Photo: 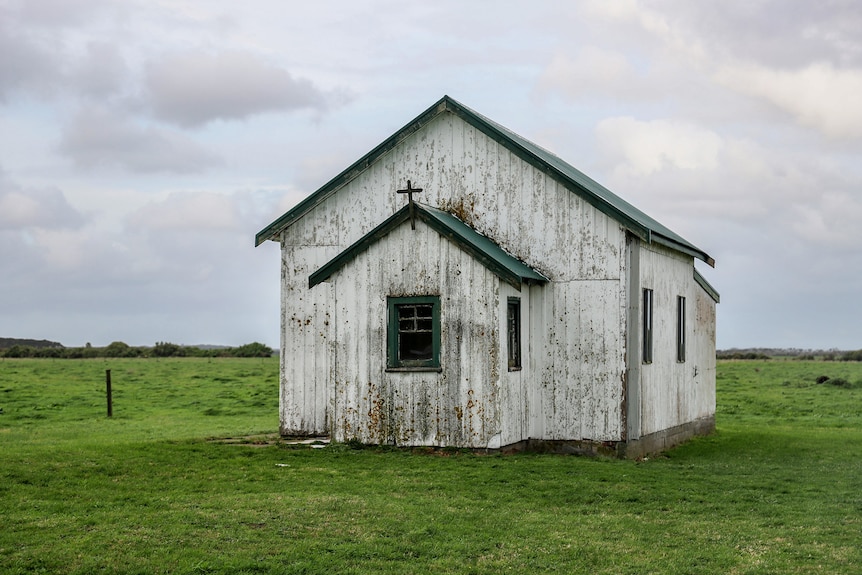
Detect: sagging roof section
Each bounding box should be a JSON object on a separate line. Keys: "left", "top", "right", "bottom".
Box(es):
{"left": 308, "top": 203, "right": 548, "bottom": 291}
{"left": 257, "top": 95, "right": 715, "bottom": 268}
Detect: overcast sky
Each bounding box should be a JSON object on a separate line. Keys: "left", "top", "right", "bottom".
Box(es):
{"left": 2, "top": 0, "right": 861, "bottom": 350}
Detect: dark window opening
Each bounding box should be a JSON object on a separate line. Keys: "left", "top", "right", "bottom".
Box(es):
{"left": 387, "top": 296, "right": 440, "bottom": 370}
{"left": 398, "top": 304, "right": 434, "bottom": 361}
{"left": 643, "top": 288, "right": 653, "bottom": 364}
{"left": 507, "top": 298, "right": 521, "bottom": 371}
{"left": 677, "top": 295, "right": 686, "bottom": 363}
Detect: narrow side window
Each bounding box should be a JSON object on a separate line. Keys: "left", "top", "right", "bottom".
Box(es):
{"left": 507, "top": 298, "right": 521, "bottom": 371}
{"left": 642, "top": 289, "right": 653, "bottom": 364}
{"left": 677, "top": 295, "right": 686, "bottom": 363}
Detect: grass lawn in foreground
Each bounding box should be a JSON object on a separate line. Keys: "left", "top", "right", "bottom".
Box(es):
{"left": 0, "top": 357, "right": 860, "bottom": 574}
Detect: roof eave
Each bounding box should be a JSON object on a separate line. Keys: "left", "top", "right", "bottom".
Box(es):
{"left": 694, "top": 268, "right": 720, "bottom": 303}
{"left": 309, "top": 203, "right": 548, "bottom": 290}
{"left": 651, "top": 234, "right": 716, "bottom": 268}
{"left": 258, "top": 95, "right": 715, "bottom": 267}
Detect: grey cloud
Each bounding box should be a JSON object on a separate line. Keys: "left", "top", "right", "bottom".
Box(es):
{"left": 13, "top": 0, "right": 113, "bottom": 28}
{"left": 0, "top": 13, "right": 60, "bottom": 100}
{"left": 0, "top": 175, "right": 86, "bottom": 231}
{"left": 58, "top": 106, "right": 221, "bottom": 174}
{"left": 647, "top": 1, "right": 862, "bottom": 68}
{"left": 145, "top": 51, "right": 328, "bottom": 127}
{"left": 73, "top": 41, "right": 128, "bottom": 99}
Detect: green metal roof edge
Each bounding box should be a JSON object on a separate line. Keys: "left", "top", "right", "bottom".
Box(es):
{"left": 418, "top": 204, "right": 549, "bottom": 289}
{"left": 308, "top": 203, "right": 548, "bottom": 290}
{"left": 694, "top": 268, "right": 720, "bottom": 304}
{"left": 308, "top": 208, "right": 408, "bottom": 288}
{"left": 442, "top": 98, "right": 714, "bottom": 266}
{"left": 258, "top": 95, "right": 715, "bottom": 268}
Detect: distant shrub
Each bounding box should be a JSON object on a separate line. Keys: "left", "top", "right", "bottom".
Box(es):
{"left": 827, "top": 378, "right": 851, "bottom": 387}
{"left": 153, "top": 342, "right": 184, "bottom": 357}
{"left": 232, "top": 342, "right": 274, "bottom": 358}
{"left": 4, "top": 345, "right": 33, "bottom": 358}
{"left": 717, "top": 351, "right": 771, "bottom": 360}
{"left": 839, "top": 350, "right": 862, "bottom": 362}
{"left": 105, "top": 341, "right": 134, "bottom": 358}
{"left": 1, "top": 341, "right": 275, "bottom": 359}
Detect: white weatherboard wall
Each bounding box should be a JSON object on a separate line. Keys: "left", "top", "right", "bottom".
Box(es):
{"left": 637, "top": 243, "right": 715, "bottom": 437}
{"left": 278, "top": 110, "right": 656, "bottom": 446}
{"left": 325, "top": 221, "right": 504, "bottom": 448}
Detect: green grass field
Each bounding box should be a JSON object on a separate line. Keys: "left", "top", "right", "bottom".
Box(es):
{"left": 1, "top": 358, "right": 860, "bottom": 574}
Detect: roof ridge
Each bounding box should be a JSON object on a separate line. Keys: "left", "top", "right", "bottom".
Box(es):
{"left": 256, "top": 95, "right": 714, "bottom": 267}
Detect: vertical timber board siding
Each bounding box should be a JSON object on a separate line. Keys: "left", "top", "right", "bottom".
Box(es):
{"left": 278, "top": 111, "right": 644, "bottom": 444}
{"left": 279, "top": 240, "right": 337, "bottom": 435}
{"left": 638, "top": 244, "right": 716, "bottom": 435}
{"left": 326, "top": 222, "right": 503, "bottom": 448}
{"left": 693, "top": 279, "right": 717, "bottom": 418}
{"left": 499, "top": 282, "right": 529, "bottom": 447}
{"left": 284, "top": 112, "right": 622, "bottom": 283}
{"left": 537, "top": 278, "right": 626, "bottom": 441}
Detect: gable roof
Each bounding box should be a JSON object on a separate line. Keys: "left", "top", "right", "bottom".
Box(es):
{"left": 309, "top": 202, "right": 548, "bottom": 291}
{"left": 256, "top": 95, "right": 714, "bottom": 268}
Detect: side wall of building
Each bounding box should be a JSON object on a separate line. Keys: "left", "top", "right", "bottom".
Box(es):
{"left": 636, "top": 243, "right": 716, "bottom": 438}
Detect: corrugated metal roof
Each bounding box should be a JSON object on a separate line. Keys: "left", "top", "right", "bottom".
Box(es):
{"left": 309, "top": 202, "right": 548, "bottom": 291}
{"left": 257, "top": 95, "right": 715, "bottom": 268}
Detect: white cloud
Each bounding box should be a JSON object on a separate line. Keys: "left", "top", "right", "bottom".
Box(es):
{"left": 58, "top": 106, "right": 221, "bottom": 173}
{"left": 715, "top": 61, "right": 862, "bottom": 139}
{"left": 145, "top": 50, "right": 329, "bottom": 127}
{"left": 596, "top": 117, "right": 723, "bottom": 176}
{"left": 127, "top": 191, "right": 241, "bottom": 232}
{"left": 790, "top": 191, "right": 862, "bottom": 252}
{"left": 536, "top": 47, "right": 636, "bottom": 99}
{"left": 0, "top": 177, "right": 86, "bottom": 231}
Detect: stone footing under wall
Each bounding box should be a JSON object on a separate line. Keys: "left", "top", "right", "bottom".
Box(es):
{"left": 501, "top": 415, "right": 716, "bottom": 459}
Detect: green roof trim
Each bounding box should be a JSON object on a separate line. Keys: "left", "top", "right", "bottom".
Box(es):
{"left": 308, "top": 203, "right": 548, "bottom": 291}
{"left": 694, "top": 268, "right": 720, "bottom": 303}
{"left": 257, "top": 95, "right": 715, "bottom": 268}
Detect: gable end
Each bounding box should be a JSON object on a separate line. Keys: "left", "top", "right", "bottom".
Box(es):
{"left": 308, "top": 203, "right": 548, "bottom": 290}
{"left": 257, "top": 95, "right": 714, "bottom": 268}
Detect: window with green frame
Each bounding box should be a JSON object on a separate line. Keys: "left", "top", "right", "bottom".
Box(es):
{"left": 387, "top": 296, "right": 441, "bottom": 370}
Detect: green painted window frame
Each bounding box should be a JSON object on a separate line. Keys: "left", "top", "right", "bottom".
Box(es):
{"left": 387, "top": 296, "right": 441, "bottom": 371}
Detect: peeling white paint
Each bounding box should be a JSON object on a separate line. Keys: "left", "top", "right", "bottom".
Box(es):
{"left": 275, "top": 110, "right": 716, "bottom": 450}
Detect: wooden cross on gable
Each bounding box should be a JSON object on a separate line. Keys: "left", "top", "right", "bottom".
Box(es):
{"left": 396, "top": 180, "right": 423, "bottom": 230}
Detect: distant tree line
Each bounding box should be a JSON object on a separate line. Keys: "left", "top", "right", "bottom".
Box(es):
{"left": 0, "top": 338, "right": 63, "bottom": 349}
{"left": 717, "top": 348, "right": 862, "bottom": 361}
{"left": 0, "top": 341, "right": 275, "bottom": 359}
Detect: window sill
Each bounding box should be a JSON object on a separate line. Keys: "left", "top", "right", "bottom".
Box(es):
{"left": 508, "top": 367, "right": 522, "bottom": 372}
{"left": 386, "top": 367, "right": 443, "bottom": 373}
